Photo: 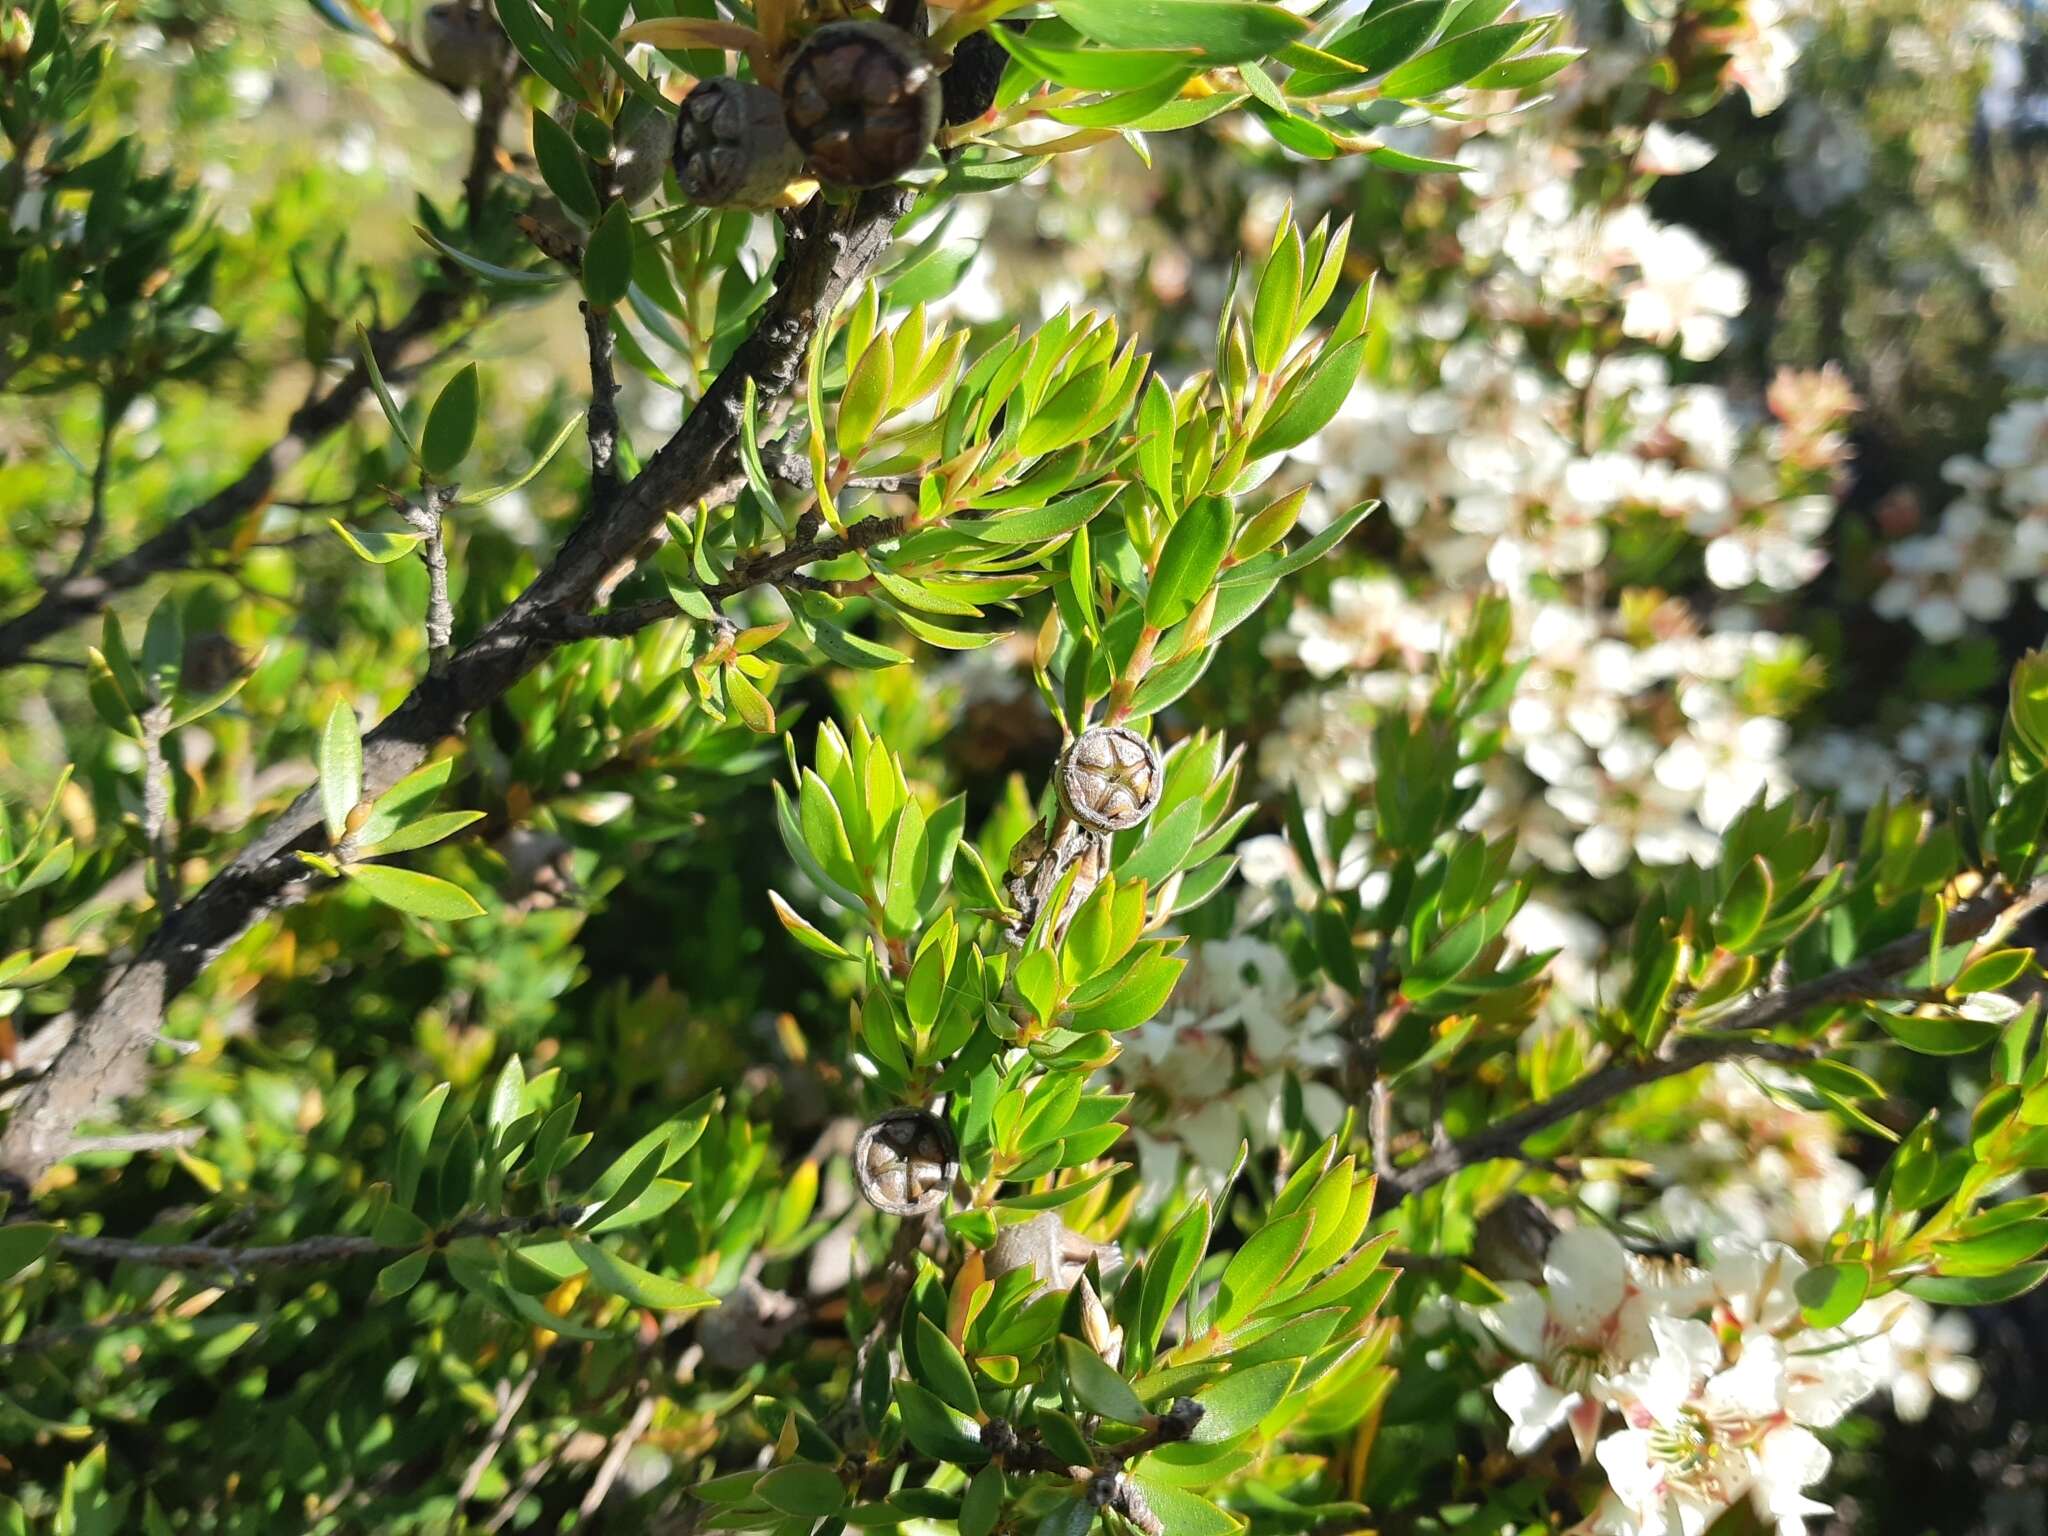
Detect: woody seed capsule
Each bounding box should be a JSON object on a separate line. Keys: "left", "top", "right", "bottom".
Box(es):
{"left": 780, "top": 20, "right": 940, "bottom": 189}
{"left": 1057, "top": 725, "right": 1163, "bottom": 835}
{"left": 673, "top": 77, "right": 807, "bottom": 209}
{"left": 854, "top": 1107, "right": 958, "bottom": 1217}
{"left": 421, "top": 1, "right": 510, "bottom": 90}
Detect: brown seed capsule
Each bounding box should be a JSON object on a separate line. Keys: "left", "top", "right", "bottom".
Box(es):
{"left": 986, "top": 1211, "right": 1121, "bottom": 1297}
{"left": 1057, "top": 725, "right": 1163, "bottom": 835}
{"left": 673, "top": 77, "right": 807, "bottom": 209}
{"left": 940, "top": 29, "right": 1010, "bottom": 127}
{"left": 854, "top": 1107, "right": 958, "bottom": 1217}
{"left": 780, "top": 20, "right": 941, "bottom": 189}
{"left": 608, "top": 96, "right": 673, "bottom": 207}
{"left": 421, "top": 1, "right": 510, "bottom": 91}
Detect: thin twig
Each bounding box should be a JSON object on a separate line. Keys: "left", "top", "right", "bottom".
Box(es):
{"left": 484, "top": 1444, "right": 559, "bottom": 1535}
{"left": 578, "top": 1391, "right": 658, "bottom": 1521}
{"left": 140, "top": 700, "right": 178, "bottom": 914}
{"left": 46, "top": 1205, "right": 584, "bottom": 1275}
{"left": 761, "top": 449, "right": 921, "bottom": 497}
{"left": 407, "top": 484, "right": 459, "bottom": 674}
{"left": 458, "top": 1363, "right": 542, "bottom": 1502}
{"left": 60, "top": 403, "right": 119, "bottom": 584}
{"left": 581, "top": 300, "right": 622, "bottom": 503}
{"left": 70, "top": 1127, "right": 205, "bottom": 1155}
{"left": 540, "top": 513, "right": 911, "bottom": 642}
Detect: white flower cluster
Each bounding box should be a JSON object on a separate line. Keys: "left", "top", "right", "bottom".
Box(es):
{"left": 1481, "top": 1227, "right": 1979, "bottom": 1536}
{"left": 1635, "top": 1063, "right": 1864, "bottom": 1252}
{"left": 1253, "top": 114, "right": 1849, "bottom": 878}
{"left": 1875, "top": 397, "right": 2048, "bottom": 641}
{"left": 1118, "top": 937, "right": 1347, "bottom": 1195}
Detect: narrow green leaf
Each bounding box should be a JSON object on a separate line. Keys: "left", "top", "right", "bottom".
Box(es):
{"left": 344, "top": 864, "right": 486, "bottom": 921}
{"left": 394, "top": 1083, "right": 451, "bottom": 1209}
{"left": 330, "top": 520, "right": 423, "bottom": 564}
{"left": 319, "top": 702, "right": 363, "bottom": 843}
{"left": 570, "top": 1238, "right": 718, "bottom": 1310}
{"left": 582, "top": 202, "right": 636, "bottom": 309}
{"left": 1055, "top": 0, "right": 1309, "bottom": 64}
{"left": 420, "top": 363, "right": 481, "bottom": 479}
{"left": 530, "top": 108, "right": 599, "bottom": 224}
{"left": 1145, "top": 498, "right": 1233, "bottom": 629}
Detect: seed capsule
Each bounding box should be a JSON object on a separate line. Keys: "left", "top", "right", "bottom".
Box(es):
{"left": 854, "top": 1107, "right": 958, "bottom": 1217}
{"left": 1057, "top": 725, "right": 1163, "bottom": 835}
{"left": 608, "top": 96, "right": 673, "bottom": 207}
{"left": 421, "top": 1, "right": 510, "bottom": 90}
{"left": 673, "top": 77, "right": 807, "bottom": 209}
{"left": 780, "top": 20, "right": 941, "bottom": 189}
{"left": 940, "top": 30, "right": 1009, "bottom": 126}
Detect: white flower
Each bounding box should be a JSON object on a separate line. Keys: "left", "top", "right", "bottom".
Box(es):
{"left": 1895, "top": 701, "right": 1991, "bottom": 792}
{"left": 1639, "top": 125, "right": 1716, "bottom": 176}
{"left": 1268, "top": 575, "right": 1441, "bottom": 678}
{"left": 1879, "top": 1299, "right": 1981, "bottom": 1422}
{"left": 1606, "top": 211, "right": 1749, "bottom": 362}
{"left": 1872, "top": 500, "right": 2016, "bottom": 641}
{"left": 1484, "top": 1229, "right": 1708, "bottom": 1461}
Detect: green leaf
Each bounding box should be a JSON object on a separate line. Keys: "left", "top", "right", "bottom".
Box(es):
{"left": 1250, "top": 336, "right": 1365, "bottom": 456}
{"left": 329, "top": 520, "right": 423, "bottom": 564}
{"left": 1873, "top": 1007, "right": 2003, "bottom": 1056}
{"left": 968, "top": 484, "right": 1120, "bottom": 546}
{"left": 394, "top": 1083, "right": 451, "bottom": 1210}
{"left": 769, "top": 891, "right": 855, "bottom": 961}
{"left": 420, "top": 363, "right": 481, "bottom": 479}
{"left": 356, "top": 324, "right": 418, "bottom": 459}
{"left": 1402, "top": 915, "right": 1486, "bottom": 1003}
{"left": 840, "top": 335, "right": 896, "bottom": 458}
{"left": 319, "top": 701, "right": 363, "bottom": 844}
{"left": 961, "top": 1468, "right": 1005, "bottom": 1536}
{"left": 914, "top": 1314, "right": 983, "bottom": 1418}
{"left": 1467, "top": 45, "right": 1579, "bottom": 90}
{"left": 1793, "top": 1261, "right": 1869, "bottom": 1328}
{"left": 582, "top": 201, "right": 636, "bottom": 308}
{"left": 1317, "top": 0, "right": 1448, "bottom": 77}
{"left": 1933, "top": 1218, "right": 2048, "bottom": 1273}
{"left": 1146, "top": 498, "right": 1233, "bottom": 629}
{"left": 894, "top": 1379, "right": 988, "bottom": 1464}
{"left": 530, "top": 108, "right": 599, "bottom": 225}
{"left": 994, "top": 28, "right": 1198, "bottom": 90}
{"left": 1060, "top": 1335, "right": 1145, "bottom": 1422}
{"left": 376, "top": 1247, "right": 431, "bottom": 1299}
{"left": 1715, "top": 857, "right": 1770, "bottom": 952}
{"left": 359, "top": 811, "right": 485, "bottom": 858}
{"left": 1251, "top": 223, "right": 1302, "bottom": 375}
{"left": 1066, "top": 952, "right": 1185, "bottom": 1033}
{"left": 724, "top": 665, "right": 776, "bottom": 734}
{"left": 458, "top": 413, "right": 584, "bottom": 503}
{"left": 1123, "top": 1478, "right": 1236, "bottom": 1536}
{"left": 415, "top": 224, "right": 569, "bottom": 288}
{"left": 569, "top": 1238, "right": 718, "bottom": 1310}
{"left": 1212, "top": 1212, "right": 1309, "bottom": 1332}
{"left": 1219, "top": 498, "right": 1374, "bottom": 588}
{"left": 757, "top": 1464, "right": 848, "bottom": 1519}
{"left": 344, "top": 864, "right": 486, "bottom": 921}
{"left": 1055, "top": 0, "right": 1309, "bottom": 64}
{"left": 1904, "top": 1263, "right": 2048, "bottom": 1305}
{"left": 0, "top": 1223, "right": 57, "bottom": 1282}
{"left": 1377, "top": 19, "right": 1527, "bottom": 97}
{"left": 1141, "top": 1198, "right": 1211, "bottom": 1350}
{"left": 1191, "top": 1358, "right": 1298, "bottom": 1442}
